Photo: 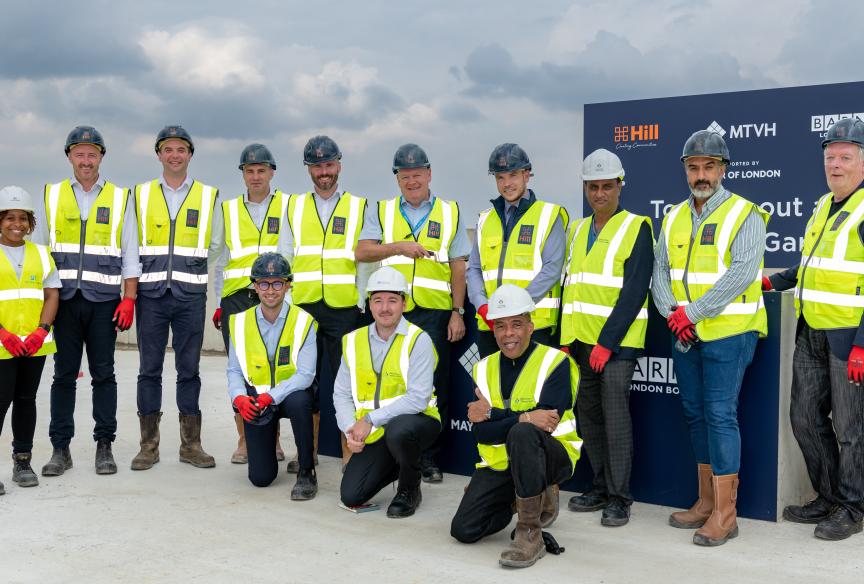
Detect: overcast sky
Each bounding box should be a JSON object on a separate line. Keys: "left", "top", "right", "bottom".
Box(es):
{"left": 1, "top": 0, "right": 860, "bottom": 221}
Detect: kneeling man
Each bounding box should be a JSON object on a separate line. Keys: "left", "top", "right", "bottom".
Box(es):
{"left": 227, "top": 253, "right": 318, "bottom": 499}
{"left": 451, "top": 285, "right": 581, "bottom": 569}
{"left": 334, "top": 266, "right": 441, "bottom": 518}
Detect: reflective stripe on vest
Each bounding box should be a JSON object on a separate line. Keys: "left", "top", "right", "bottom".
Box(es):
{"left": 45, "top": 179, "right": 126, "bottom": 300}
{"left": 662, "top": 193, "right": 768, "bottom": 341}
{"left": 473, "top": 345, "right": 581, "bottom": 472}
{"left": 228, "top": 304, "right": 315, "bottom": 395}
{"left": 560, "top": 211, "right": 652, "bottom": 347}
{"left": 379, "top": 197, "right": 458, "bottom": 311}
{"left": 0, "top": 241, "right": 57, "bottom": 359}
{"left": 288, "top": 192, "right": 364, "bottom": 307}
{"left": 136, "top": 180, "right": 216, "bottom": 294}
{"left": 795, "top": 188, "right": 864, "bottom": 328}
{"left": 222, "top": 191, "right": 288, "bottom": 297}
{"left": 343, "top": 323, "right": 440, "bottom": 444}
{"left": 476, "top": 201, "right": 566, "bottom": 331}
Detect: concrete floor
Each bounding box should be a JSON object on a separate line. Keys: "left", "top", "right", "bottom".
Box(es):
{"left": 0, "top": 349, "right": 860, "bottom": 584}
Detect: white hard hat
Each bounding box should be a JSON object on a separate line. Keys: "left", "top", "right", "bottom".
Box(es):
{"left": 0, "top": 186, "right": 34, "bottom": 213}
{"left": 367, "top": 266, "right": 410, "bottom": 295}
{"left": 582, "top": 148, "right": 625, "bottom": 183}
{"left": 486, "top": 284, "right": 535, "bottom": 320}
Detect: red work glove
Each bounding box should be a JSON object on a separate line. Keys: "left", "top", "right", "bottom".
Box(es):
{"left": 212, "top": 307, "right": 223, "bottom": 330}
{"left": 113, "top": 297, "right": 135, "bottom": 331}
{"left": 667, "top": 306, "right": 696, "bottom": 342}
{"left": 477, "top": 303, "right": 494, "bottom": 329}
{"left": 559, "top": 346, "right": 571, "bottom": 355}
{"left": 762, "top": 276, "right": 773, "bottom": 291}
{"left": 233, "top": 395, "right": 260, "bottom": 422}
{"left": 0, "top": 328, "right": 27, "bottom": 357}
{"left": 256, "top": 393, "right": 274, "bottom": 410}
{"left": 589, "top": 344, "right": 613, "bottom": 373}
{"left": 23, "top": 327, "right": 49, "bottom": 356}
{"left": 847, "top": 346, "right": 864, "bottom": 384}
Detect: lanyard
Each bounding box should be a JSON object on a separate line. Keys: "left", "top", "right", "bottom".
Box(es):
{"left": 399, "top": 195, "right": 435, "bottom": 237}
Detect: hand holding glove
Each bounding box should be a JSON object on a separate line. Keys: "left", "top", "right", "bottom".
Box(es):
{"left": 113, "top": 297, "right": 136, "bottom": 331}
{"left": 0, "top": 328, "right": 27, "bottom": 357}
{"left": 589, "top": 344, "right": 613, "bottom": 373}
{"left": 212, "top": 308, "right": 223, "bottom": 330}
{"left": 233, "top": 395, "right": 260, "bottom": 422}
{"left": 23, "top": 327, "right": 49, "bottom": 356}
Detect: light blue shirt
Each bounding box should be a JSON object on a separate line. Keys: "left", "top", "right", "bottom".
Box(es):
{"left": 226, "top": 300, "right": 317, "bottom": 404}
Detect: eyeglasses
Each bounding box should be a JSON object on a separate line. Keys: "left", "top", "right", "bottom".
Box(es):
{"left": 254, "top": 281, "right": 287, "bottom": 291}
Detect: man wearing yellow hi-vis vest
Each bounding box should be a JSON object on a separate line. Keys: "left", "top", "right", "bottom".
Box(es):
{"left": 451, "top": 285, "right": 580, "bottom": 569}
{"left": 652, "top": 130, "right": 768, "bottom": 547}
{"left": 131, "top": 125, "right": 220, "bottom": 472}
{"left": 333, "top": 267, "right": 441, "bottom": 519}
{"left": 467, "top": 143, "right": 568, "bottom": 358}
{"left": 765, "top": 118, "right": 864, "bottom": 541}
{"left": 355, "top": 144, "right": 470, "bottom": 484}
{"left": 561, "top": 149, "right": 653, "bottom": 529}
{"left": 212, "top": 144, "right": 291, "bottom": 464}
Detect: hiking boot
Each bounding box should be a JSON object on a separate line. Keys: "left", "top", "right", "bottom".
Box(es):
{"left": 95, "top": 439, "right": 117, "bottom": 475}
{"left": 12, "top": 452, "right": 39, "bottom": 487}
{"left": 601, "top": 498, "right": 631, "bottom": 527}
{"left": 387, "top": 487, "right": 422, "bottom": 518}
{"left": 41, "top": 447, "right": 72, "bottom": 477}
{"left": 783, "top": 496, "right": 834, "bottom": 524}
{"left": 291, "top": 468, "right": 318, "bottom": 501}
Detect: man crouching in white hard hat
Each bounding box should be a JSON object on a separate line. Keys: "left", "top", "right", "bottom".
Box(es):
{"left": 451, "top": 284, "right": 582, "bottom": 569}
{"left": 333, "top": 266, "right": 441, "bottom": 518}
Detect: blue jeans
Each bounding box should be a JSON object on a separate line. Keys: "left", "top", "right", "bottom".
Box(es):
{"left": 671, "top": 331, "right": 758, "bottom": 475}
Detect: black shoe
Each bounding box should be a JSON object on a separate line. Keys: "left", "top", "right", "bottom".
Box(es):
{"left": 387, "top": 487, "right": 422, "bottom": 518}
{"left": 420, "top": 454, "right": 443, "bottom": 484}
{"left": 12, "top": 453, "right": 39, "bottom": 487}
{"left": 814, "top": 507, "right": 863, "bottom": 541}
{"left": 95, "top": 439, "right": 117, "bottom": 475}
{"left": 783, "top": 496, "right": 834, "bottom": 524}
{"left": 41, "top": 447, "right": 73, "bottom": 477}
{"left": 291, "top": 469, "right": 318, "bottom": 501}
{"left": 568, "top": 490, "right": 608, "bottom": 512}
{"left": 601, "top": 498, "right": 630, "bottom": 527}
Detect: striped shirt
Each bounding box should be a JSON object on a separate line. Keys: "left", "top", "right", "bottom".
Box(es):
{"left": 651, "top": 187, "right": 766, "bottom": 323}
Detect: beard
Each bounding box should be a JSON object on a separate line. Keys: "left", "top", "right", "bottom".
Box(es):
{"left": 689, "top": 180, "right": 721, "bottom": 200}
{"left": 314, "top": 173, "right": 339, "bottom": 191}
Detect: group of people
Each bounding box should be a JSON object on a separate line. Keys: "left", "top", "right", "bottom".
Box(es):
{"left": 0, "top": 117, "right": 862, "bottom": 569}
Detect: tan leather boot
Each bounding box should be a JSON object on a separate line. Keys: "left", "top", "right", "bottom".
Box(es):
{"left": 540, "top": 484, "right": 560, "bottom": 528}
{"left": 500, "top": 494, "right": 546, "bottom": 568}
{"left": 179, "top": 413, "right": 215, "bottom": 468}
{"left": 231, "top": 413, "right": 247, "bottom": 464}
{"left": 693, "top": 473, "right": 739, "bottom": 546}
{"left": 669, "top": 463, "right": 713, "bottom": 528}
{"left": 340, "top": 431, "right": 351, "bottom": 472}
{"left": 131, "top": 412, "right": 162, "bottom": 470}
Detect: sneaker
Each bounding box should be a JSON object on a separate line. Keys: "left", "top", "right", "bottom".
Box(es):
{"left": 814, "top": 507, "right": 863, "bottom": 541}
{"left": 387, "top": 487, "right": 422, "bottom": 518}
{"left": 783, "top": 496, "right": 834, "bottom": 524}
{"left": 601, "top": 498, "right": 631, "bottom": 527}
{"left": 568, "top": 490, "right": 608, "bottom": 512}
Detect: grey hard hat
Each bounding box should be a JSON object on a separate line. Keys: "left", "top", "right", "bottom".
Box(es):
{"left": 392, "top": 143, "right": 430, "bottom": 174}
{"left": 822, "top": 118, "right": 864, "bottom": 149}
{"left": 488, "top": 143, "right": 531, "bottom": 174}
{"left": 239, "top": 144, "right": 277, "bottom": 170}
{"left": 250, "top": 252, "right": 291, "bottom": 281}
{"left": 303, "top": 135, "right": 342, "bottom": 165}
{"left": 156, "top": 125, "right": 194, "bottom": 153}
{"left": 681, "top": 130, "right": 730, "bottom": 164}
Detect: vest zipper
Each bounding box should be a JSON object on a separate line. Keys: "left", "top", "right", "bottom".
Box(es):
{"left": 372, "top": 332, "right": 400, "bottom": 410}
{"left": 798, "top": 211, "right": 832, "bottom": 308}
{"left": 77, "top": 219, "right": 87, "bottom": 289}
{"left": 682, "top": 233, "right": 695, "bottom": 303}
{"left": 167, "top": 218, "right": 176, "bottom": 284}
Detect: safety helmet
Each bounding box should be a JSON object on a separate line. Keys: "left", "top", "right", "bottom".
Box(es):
{"left": 582, "top": 148, "right": 625, "bottom": 183}
{"left": 155, "top": 125, "right": 194, "bottom": 153}
{"left": 680, "top": 130, "right": 730, "bottom": 164}
{"left": 366, "top": 266, "right": 410, "bottom": 295}
{"left": 392, "top": 144, "right": 430, "bottom": 174}
{"left": 239, "top": 144, "right": 277, "bottom": 170}
{"left": 822, "top": 118, "right": 864, "bottom": 149}
{"left": 250, "top": 252, "right": 292, "bottom": 281}
{"left": 488, "top": 143, "right": 531, "bottom": 174}
{"left": 0, "top": 186, "right": 34, "bottom": 213}
{"left": 486, "top": 284, "right": 535, "bottom": 320}
{"left": 303, "top": 135, "right": 342, "bottom": 165}
{"left": 65, "top": 125, "right": 106, "bottom": 155}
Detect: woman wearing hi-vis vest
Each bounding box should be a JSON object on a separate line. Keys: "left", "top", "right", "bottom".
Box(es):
{"left": 0, "top": 186, "right": 60, "bottom": 495}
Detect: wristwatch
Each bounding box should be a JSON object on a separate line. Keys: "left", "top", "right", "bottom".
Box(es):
{"left": 452, "top": 306, "right": 465, "bottom": 316}
{"left": 38, "top": 323, "right": 51, "bottom": 332}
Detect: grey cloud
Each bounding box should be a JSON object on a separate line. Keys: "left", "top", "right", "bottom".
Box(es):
{"left": 439, "top": 101, "right": 485, "bottom": 124}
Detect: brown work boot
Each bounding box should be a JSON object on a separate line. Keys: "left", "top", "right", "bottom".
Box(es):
{"left": 179, "top": 413, "right": 215, "bottom": 468}
{"left": 131, "top": 412, "right": 162, "bottom": 470}
{"left": 231, "top": 413, "right": 247, "bottom": 464}
{"left": 670, "top": 463, "right": 714, "bottom": 529}
{"left": 275, "top": 423, "right": 285, "bottom": 462}
{"left": 500, "top": 494, "right": 546, "bottom": 568}
{"left": 693, "top": 473, "right": 739, "bottom": 546}
{"left": 540, "top": 484, "right": 560, "bottom": 528}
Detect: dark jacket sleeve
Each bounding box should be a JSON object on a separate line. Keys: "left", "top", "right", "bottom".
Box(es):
{"left": 472, "top": 359, "right": 572, "bottom": 445}
{"left": 768, "top": 264, "right": 799, "bottom": 291}
{"left": 597, "top": 221, "right": 654, "bottom": 352}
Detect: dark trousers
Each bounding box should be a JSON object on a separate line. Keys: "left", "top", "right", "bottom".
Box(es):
{"left": 219, "top": 289, "right": 260, "bottom": 352}
{"left": 49, "top": 292, "right": 119, "bottom": 448}
{"left": 404, "top": 307, "right": 452, "bottom": 458}
{"left": 572, "top": 340, "right": 635, "bottom": 503}
{"left": 477, "top": 327, "right": 556, "bottom": 359}
{"left": 245, "top": 390, "right": 315, "bottom": 487}
{"left": 136, "top": 290, "right": 206, "bottom": 416}
{"left": 450, "top": 423, "right": 572, "bottom": 543}
{"left": 0, "top": 356, "right": 47, "bottom": 453}
{"left": 791, "top": 324, "right": 864, "bottom": 521}
{"left": 340, "top": 414, "right": 440, "bottom": 506}
{"left": 296, "top": 300, "right": 360, "bottom": 411}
